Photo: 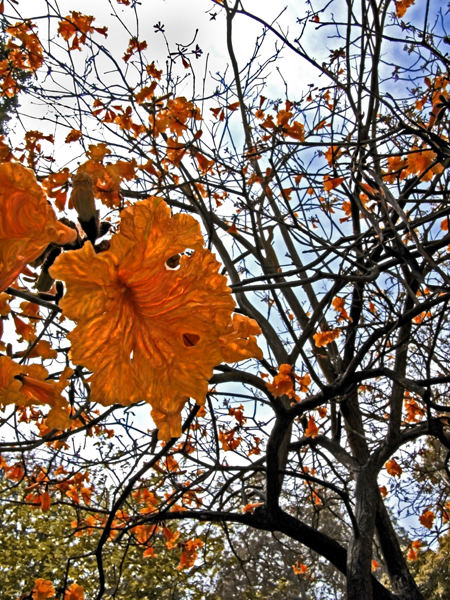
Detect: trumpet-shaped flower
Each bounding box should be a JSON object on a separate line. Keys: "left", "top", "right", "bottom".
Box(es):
{"left": 0, "top": 356, "right": 73, "bottom": 430}
{"left": 50, "top": 197, "right": 262, "bottom": 439}
{"left": 0, "top": 162, "right": 77, "bottom": 290}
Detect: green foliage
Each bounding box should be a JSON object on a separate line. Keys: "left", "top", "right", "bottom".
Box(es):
{"left": 0, "top": 477, "right": 221, "bottom": 600}
{"left": 413, "top": 533, "right": 450, "bottom": 600}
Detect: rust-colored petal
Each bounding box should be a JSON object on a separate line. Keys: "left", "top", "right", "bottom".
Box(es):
{"left": 0, "top": 358, "right": 72, "bottom": 429}
{"left": 0, "top": 355, "right": 23, "bottom": 405}
{"left": 0, "top": 162, "right": 77, "bottom": 290}
{"left": 50, "top": 197, "right": 262, "bottom": 439}
{"left": 219, "top": 313, "right": 263, "bottom": 362}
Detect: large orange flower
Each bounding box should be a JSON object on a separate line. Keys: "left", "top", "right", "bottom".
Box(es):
{"left": 0, "top": 162, "right": 77, "bottom": 290}
{"left": 0, "top": 356, "right": 73, "bottom": 430}
{"left": 50, "top": 197, "right": 262, "bottom": 439}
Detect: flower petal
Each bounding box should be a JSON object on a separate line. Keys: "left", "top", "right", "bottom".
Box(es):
{"left": 0, "top": 162, "right": 77, "bottom": 290}
{"left": 51, "top": 197, "right": 262, "bottom": 438}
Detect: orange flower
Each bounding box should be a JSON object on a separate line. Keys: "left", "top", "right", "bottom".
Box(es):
{"left": 395, "top": 0, "right": 415, "bottom": 18}
{"left": 5, "top": 21, "right": 43, "bottom": 73}
{"left": 371, "top": 559, "right": 380, "bottom": 571}
{"left": 32, "top": 579, "right": 55, "bottom": 600}
{"left": 65, "top": 129, "right": 83, "bottom": 143}
{"left": 123, "top": 37, "right": 148, "bottom": 62}
{"left": 305, "top": 415, "right": 319, "bottom": 438}
{"left": 296, "top": 372, "right": 311, "bottom": 394}
{"left": 324, "top": 145, "right": 341, "bottom": 166}
{"left": 406, "top": 147, "right": 443, "bottom": 181}
{"left": 407, "top": 540, "right": 422, "bottom": 561}
{"left": 243, "top": 501, "right": 264, "bottom": 513}
{"left": 64, "top": 583, "right": 85, "bottom": 600}
{"left": 75, "top": 145, "right": 137, "bottom": 208}
{"left": 50, "top": 198, "right": 262, "bottom": 439}
{"left": 379, "top": 485, "right": 388, "bottom": 498}
{"left": 404, "top": 393, "right": 425, "bottom": 422}
{"left": 385, "top": 458, "right": 402, "bottom": 477}
{"left": 0, "top": 162, "right": 77, "bottom": 291}
{"left": 177, "top": 538, "right": 203, "bottom": 570}
{"left": 266, "top": 363, "right": 294, "bottom": 398}
{"left": 219, "top": 313, "right": 262, "bottom": 363}
{"left": 323, "top": 175, "right": 344, "bottom": 192}
{"left": 313, "top": 328, "right": 341, "bottom": 347}
{"left": 0, "top": 355, "right": 23, "bottom": 405}
{"left": 419, "top": 509, "right": 435, "bottom": 529}
{"left": 0, "top": 357, "right": 73, "bottom": 430}
{"left": 292, "top": 561, "right": 308, "bottom": 575}
{"left": 58, "top": 12, "right": 107, "bottom": 51}
{"left": 332, "top": 296, "right": 351, "bottom": 322}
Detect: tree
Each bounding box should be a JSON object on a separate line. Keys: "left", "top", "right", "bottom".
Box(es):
{"left": 0, "top": 0, "right": 449, "bottom": 599}
{"left": 0, "top": 471, "right": 226, "bottom": 600}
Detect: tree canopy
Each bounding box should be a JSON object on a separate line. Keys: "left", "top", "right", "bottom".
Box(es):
{"left": 0, "top": 1, "right": 449, "bottom": 599}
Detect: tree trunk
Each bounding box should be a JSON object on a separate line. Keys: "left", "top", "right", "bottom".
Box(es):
{"left": 347, "top": 467, "right": 378, "bottom": 600}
